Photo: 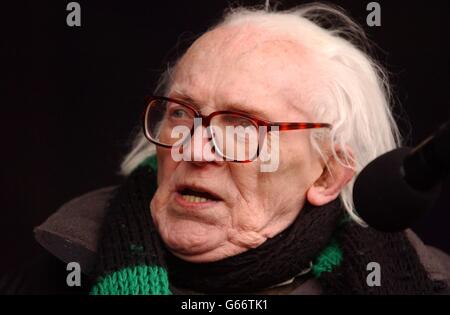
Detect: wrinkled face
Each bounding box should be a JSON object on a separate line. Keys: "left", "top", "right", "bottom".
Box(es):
{"left": 150, "top": 25, "right": 325, "bottom": 262}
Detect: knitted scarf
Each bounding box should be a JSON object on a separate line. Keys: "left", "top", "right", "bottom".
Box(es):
{"left": 90, "top": 158, "right": 445, "bottom": 295}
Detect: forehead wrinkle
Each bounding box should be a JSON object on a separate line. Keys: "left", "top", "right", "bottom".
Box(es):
{"left": 233, "top": 38, "right": 306, "bottom": 67}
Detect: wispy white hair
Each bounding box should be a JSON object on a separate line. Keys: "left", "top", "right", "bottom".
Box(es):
{"left": 120, "top": 3, "right": 402, "bottom": 225}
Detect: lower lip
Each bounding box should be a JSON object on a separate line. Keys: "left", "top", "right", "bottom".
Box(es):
{"left": 174, "top": 192, "right": 220, "bottom": 209}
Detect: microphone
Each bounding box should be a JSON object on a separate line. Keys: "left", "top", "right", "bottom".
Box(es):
{"left": 353, "top": 120, "right": 450, "bottom": 232}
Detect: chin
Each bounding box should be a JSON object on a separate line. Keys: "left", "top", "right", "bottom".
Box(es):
{"left": 158, "top": 216, "right": 229, "bottom": 262}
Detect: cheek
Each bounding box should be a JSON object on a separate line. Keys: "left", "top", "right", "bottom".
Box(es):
{"left": 280, "top": 134, "right": 322, "bottom": 178}
{"left": 259, "top": 139, "right": 321, "bottom": 208}
{"left": 229, "top": 163, "right": 259, "bottom": 187}
{"left": 227, "top": 163, "right": 262, "bottom": 209}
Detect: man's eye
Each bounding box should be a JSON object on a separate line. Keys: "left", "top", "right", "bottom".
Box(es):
{"left": 170, "top": 108, "right": 189, "bottom": 119}
{"left": 236, "top": 119, "right": 254, "bottom": 130}
{"left": 240, "top": 121, "right": 253, "bottom": 128}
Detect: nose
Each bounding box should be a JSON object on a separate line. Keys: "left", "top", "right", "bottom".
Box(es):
{"left": 182, "top": 123, "right": 222, "bottom": 163}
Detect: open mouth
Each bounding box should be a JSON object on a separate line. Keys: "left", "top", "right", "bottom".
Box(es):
{"left": 177, "top": 186, "right": 221, "bottom": 203}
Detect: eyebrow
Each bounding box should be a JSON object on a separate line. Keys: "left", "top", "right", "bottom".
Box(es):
{"left": 168, "top": 91, "right": 271, "bottom": 121}
{"left": 223, "top": 102, "right": 270, "bottom": 120}
{"left": 169, "top": 92, "right": 199, "bottom": 109}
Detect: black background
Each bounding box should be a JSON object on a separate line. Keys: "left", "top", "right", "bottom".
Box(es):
{"left": 1, "top": 0, "right": 449, "bottom": 277}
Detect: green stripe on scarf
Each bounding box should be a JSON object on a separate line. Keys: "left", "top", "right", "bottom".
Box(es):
{"left": 90, "top": 265, "right": 171, "bottom": 295}
{"left": 311, "top": 215, "right": 349, "bottom": 278}
{"left": 312, "top": 239, "right": 343, "bottom": 278}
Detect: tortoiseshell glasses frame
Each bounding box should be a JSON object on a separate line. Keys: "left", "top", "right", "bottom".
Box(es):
{"left": 143, "top": 95, "right": 332, "bottom": 162}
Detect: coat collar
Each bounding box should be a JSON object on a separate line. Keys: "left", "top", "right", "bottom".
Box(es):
{"left": 34, "top": 186, "right": 116, "bottom": 275}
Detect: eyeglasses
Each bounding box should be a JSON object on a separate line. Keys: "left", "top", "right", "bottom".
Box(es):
{"left": 143, "top": 96, "right": 332, "bottom": 162}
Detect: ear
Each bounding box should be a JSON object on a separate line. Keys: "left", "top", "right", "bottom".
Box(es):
{"left": 306, "top": 146, "right": 355, "bottom": 206}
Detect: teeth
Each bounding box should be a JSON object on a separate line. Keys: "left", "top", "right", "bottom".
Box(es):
{"left": 181, "top": 194, "right": 210, "bottom": 203}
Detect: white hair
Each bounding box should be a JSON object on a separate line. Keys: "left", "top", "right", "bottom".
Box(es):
{"left": 120, "top": 3, "right": 402, "bottom": 225}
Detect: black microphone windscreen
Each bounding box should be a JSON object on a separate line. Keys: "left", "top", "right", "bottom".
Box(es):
{"left": 353, "top": 147, "right": 441, "bottom": 232}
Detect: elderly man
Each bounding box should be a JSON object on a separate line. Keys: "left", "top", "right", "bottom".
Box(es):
{"left": 32, "top": 4, "right": 449, "bottom": 295}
